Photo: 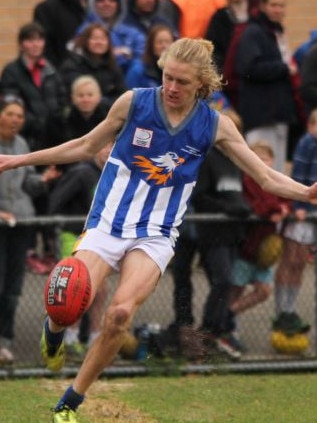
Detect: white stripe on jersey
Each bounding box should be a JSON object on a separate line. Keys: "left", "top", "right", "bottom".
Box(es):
{"left": 95, "top": 156, "right": 196, "bottom": 244}
{"left": 147, "top": 185, "right": 174, "bottom": 236}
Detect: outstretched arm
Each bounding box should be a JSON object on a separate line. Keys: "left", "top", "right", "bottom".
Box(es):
{"left": 0, "top": 90, "right": 134, "bottom": 172}
{"left": 214, "top": 113, "right": 316, "bottom": 204}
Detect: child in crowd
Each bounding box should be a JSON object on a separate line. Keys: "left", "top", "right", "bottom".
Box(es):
{"left": 229, "top": 142, "right": 292, "bottom": 342}
{"left": 273, "top": 109, "right": 317, "bottom": 335}
{"left": 63, "top": 74, "right": 110, "bottom": 141}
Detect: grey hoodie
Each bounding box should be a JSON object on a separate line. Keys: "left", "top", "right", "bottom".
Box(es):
{"left": 0, "top": 135, "right": 48, "bottom": 218}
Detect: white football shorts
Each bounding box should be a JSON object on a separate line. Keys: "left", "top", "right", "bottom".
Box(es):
{"left": 74, "top": 228, "right": 175, "bottom": 274}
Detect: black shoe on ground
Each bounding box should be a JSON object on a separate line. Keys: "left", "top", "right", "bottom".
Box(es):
{"left": 273, "top": 312, "right": 310, "bottom": 335}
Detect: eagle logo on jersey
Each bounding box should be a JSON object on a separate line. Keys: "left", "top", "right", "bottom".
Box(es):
{"left": 133, "top": 152, "right": 185, "bottom": 185}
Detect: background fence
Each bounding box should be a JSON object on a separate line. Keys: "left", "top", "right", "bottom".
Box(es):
{"left": 1, "top": 214, "right": 317, "bottom": 378}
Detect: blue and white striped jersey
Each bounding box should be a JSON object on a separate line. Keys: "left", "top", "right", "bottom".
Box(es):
{"left": 85, "top": 87, "right": 219, "bottom": 245}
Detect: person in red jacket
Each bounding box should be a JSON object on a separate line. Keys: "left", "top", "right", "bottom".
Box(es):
{"left": 228, "top": 141, "right": 292, "bottom": 341}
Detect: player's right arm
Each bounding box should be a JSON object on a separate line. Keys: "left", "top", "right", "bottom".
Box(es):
{"left": 0, "top": 90, "right": 134, "bottom": 172}
{"left": 214, "top": 113, "right": 314, "bottom": 203}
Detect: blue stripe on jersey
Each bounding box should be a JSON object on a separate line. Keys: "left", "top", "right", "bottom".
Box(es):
{"left": 110, "top": 173, "right": 142, "bottom": 237}
{"left": 162, "top": 184, "right": 184, "bottom": 237}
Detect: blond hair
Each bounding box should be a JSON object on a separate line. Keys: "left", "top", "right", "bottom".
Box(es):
{"left": 157, "top": 38, "right": 223, "bottom": 99}
{"left": 249, "top": 141, "right": 274, "bottom": 159}
{"left": 71, "top": 75, "right": 102, "bottom": 96}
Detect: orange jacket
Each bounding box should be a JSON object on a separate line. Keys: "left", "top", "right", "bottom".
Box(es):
{"left": 171, "top": 0, "right": 227, "bottom": 38}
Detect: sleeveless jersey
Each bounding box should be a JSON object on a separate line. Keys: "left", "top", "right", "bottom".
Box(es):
{"left": 85, "top": 87, "right": 219, "bottom": 245}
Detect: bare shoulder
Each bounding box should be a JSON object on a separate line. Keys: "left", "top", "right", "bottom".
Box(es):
{"left": 213, "top": 112, "right": 269, "bottom": 182}
{"left": 107, "top": 90, "right": 134, "bottom": 122}
{"left": 96, "top": 90, "right": 134, "bottom": 136}
{"left": 215, "top": 112, "right": 240, "bottom": 141}
{"left": 214, "top": 112, "right": 247, "bottom": 156}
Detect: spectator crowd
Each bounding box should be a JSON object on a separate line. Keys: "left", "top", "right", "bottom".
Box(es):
{"left": 0, "top": 0, "right": 316, "bottom": 364}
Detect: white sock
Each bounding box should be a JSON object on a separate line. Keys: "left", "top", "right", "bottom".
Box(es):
{"left": 64, "top": 328, "right": 79, "bottom": 345}
{"left": 285, "top": 285, "right": 300, "bottom": 313}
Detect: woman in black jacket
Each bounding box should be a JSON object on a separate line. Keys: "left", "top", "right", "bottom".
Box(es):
{"left": 0, "top": 22, "right": 67, "bottom": 151}
{"left": 60, "top": 23, "right": 127, "bottom": 108}
{"left": 235, "top": 0, "right": 298, "bottom": 172}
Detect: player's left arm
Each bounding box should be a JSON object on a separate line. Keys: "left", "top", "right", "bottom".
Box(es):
{"left": 214, "top": 113, "right": 317, "bottom": 204}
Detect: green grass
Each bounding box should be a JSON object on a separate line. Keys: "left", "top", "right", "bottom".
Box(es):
{"left": 115, "top": 373, "right": 317, "bottom": 423}
{"left": 1, "top": 373, "right": 317, "bottom": 422}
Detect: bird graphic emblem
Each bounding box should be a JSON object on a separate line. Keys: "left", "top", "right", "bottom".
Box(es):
{"left": 133, "top": 152, "right": 185, "bottom": 185}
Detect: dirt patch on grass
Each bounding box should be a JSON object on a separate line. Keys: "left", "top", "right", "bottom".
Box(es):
{"left": 42, "top": 379, "right": 158, "bottom": 423}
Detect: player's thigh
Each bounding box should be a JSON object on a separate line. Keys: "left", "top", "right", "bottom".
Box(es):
{"left": 74, "top": 249, "right": 113, "bottom": 301}
{"left": 112, "top": 248, "right": 161, "bottom": 312}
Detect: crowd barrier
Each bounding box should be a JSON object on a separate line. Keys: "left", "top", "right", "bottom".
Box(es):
{"left": 1, "top": 213, "right": 317, "bottom": 378}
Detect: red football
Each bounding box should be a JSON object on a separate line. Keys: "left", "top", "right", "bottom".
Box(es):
{"left": 44, "top": 257, "right": 91, "bottom": 326}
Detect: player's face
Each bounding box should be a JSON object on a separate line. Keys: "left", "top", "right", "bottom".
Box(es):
{"left": 162, "top": 58, "right": 203, "bottom": 109}
{"left": 72, "top": 83, "right": 102, "bottom": 114}
{"left": 0, "top": 103, "right": 25, "bottom": 140}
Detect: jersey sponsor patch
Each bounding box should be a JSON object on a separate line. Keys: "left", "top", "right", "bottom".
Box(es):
{"left": 132, "top": 127, "right": 153, "bottom": 148}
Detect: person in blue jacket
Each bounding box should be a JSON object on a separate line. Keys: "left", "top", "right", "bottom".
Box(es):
{"left": 75, "top": 0, "right": 146, "bottom": 74}
{"left": 293, "top": 29, "right": 317, "bottom": 70}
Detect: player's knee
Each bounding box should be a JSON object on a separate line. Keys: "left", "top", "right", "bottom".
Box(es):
{"left": 105, "top": 305, "right": 130, "bottom": 336}
{"left": 112, "top": 306, "right": 129, "bottom": 326}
